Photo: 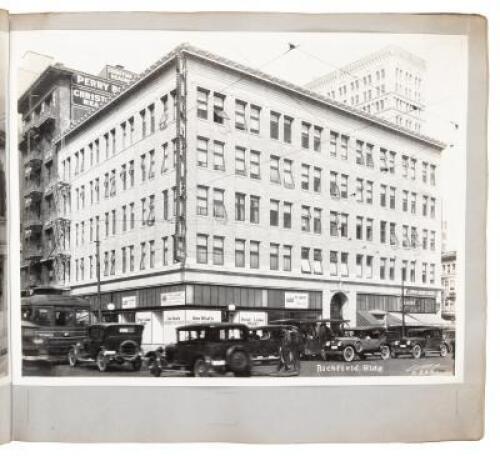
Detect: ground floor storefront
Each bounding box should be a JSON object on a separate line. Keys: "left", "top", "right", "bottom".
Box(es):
{"left": 78, "top": 276, "right": 443, "bottom": 351}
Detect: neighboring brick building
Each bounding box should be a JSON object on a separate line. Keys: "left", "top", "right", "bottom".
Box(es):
{"left": 47, "top": 44, "right": 445, "bottom": 350}
{"left": 19, "top": 64, "right": 134, "bottom": 293}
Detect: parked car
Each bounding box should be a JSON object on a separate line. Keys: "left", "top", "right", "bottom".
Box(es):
{"left": 270, "top": 319, "right": 348, "bottom": 359}
{"left": 322, "top": 328, "right": 363, "bottom": 362}
{"left": 150, "top": 323, "right": 253, "bottom": 377}
{"left": 389, "top": 326, "right": 451, "bottom": 359}
{"left": 248, "top": 324, "right": 302, "bottom": 372}
{"left": 443, "top": 328, "right": 456, "bottom": 359}
{"left": 342, "top": 326, "right": 391, "bottom": 360}
{"left": 68, "top": 323, "right": 144, "bottom": 372}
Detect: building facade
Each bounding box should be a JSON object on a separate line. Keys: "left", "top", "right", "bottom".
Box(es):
{"left": 19, "top": 64, "right": 132, "bottom": 292}
{"left": 50, "top": 44, "right": 444, "bottom": 350}
{"left": 441, "top": 250, "right": 456, "bottom": 320}
{"left": 306, "top": 45, "right": 426, "bottom": 134}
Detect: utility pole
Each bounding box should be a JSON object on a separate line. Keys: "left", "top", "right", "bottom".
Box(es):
{"left": 95, "top": 220, "right": 102, "bottom": 322}
{"left": 401, "top": 267, "right": 406, "bottom": 338}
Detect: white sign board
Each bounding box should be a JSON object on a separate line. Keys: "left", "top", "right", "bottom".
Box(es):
{"left": 122, "top": 296, "right": 137, "bottom": 309}
{"left": 160, "top": 290, "right": 186, "bottom": 307}
{"left": 237, "top": 311, "right": 267, "bottom": 327}
{"left": 185, "top": 310, "right": 221, "bottom": 325}
{"left": 284, "top": 292, "right": 309, "bottom": 309}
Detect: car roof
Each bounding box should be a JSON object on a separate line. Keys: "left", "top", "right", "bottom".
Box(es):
{"left": 251, "top": 324, "right": 297, "bottom": 330}
{"left": 348, "top": 326, "right": 387, "bottom": 331}
{"left": 177, "top": 323, "right": 248, "bottom": 331}
{"left": 89, "top": 323, "right": 143, "bottom": 328}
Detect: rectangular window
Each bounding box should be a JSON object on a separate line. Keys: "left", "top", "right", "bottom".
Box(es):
{"left": 213, "top": 141, "right": 225, "bottom": 171}
{"left": 270, "top": 156, "right": 280, "bottom": 183}
{"left": 148, "top": 150, "right": 155, "bottom": 179}
{"left": 250, "top": 241, "right": 260, "bottom": 269}
{"left": 197, "top": 88, "right": 209, "bottom": 119}
{"left": 140, "top": 154, "right": 147, "bottom": 182}
{"left": 341, "top": 252, "right": 349, "bottom": 277}
{"left": 235, "top": 100, "right": 247, "bottom": 130}
{"left": 313, "top": 126, "right": 322, "bottom": 152}
{"left": 235, "top": 192, "right": 246, "bottom": 221}
{"left": 301, "top": 206, "right": 311, "bottom": 232}
{"left": 430, "top": 164, "right": 436, "bottom": 185}
{"left": 213, "top": 236, "right": 224, "bottom": 265}
{"left": 389, "top": 258, "right": 395, "bottom": 280}
{"left": 301, "top": 164, "right": 310, "bottom": 191}
{"left": 284, "top": 116, "right": 293, "bottom": 143}
{"left": 235, "top": 147, "right": 246, "bottom": 175}
{"left": 390, "top": 223, "right": 397, "bottom": 246}
{"left": 340, "top": 135, "right": 349, "bottom": 160}
{"left": 313, "top": 208, "right": 322, "bottom": 234}
{"left": 270, "top": 199, "right": 279, "bottom": 226}
{"left": 249, "top": 150, "right": 261, "bottom": 179}
{"left": 129, "top": 203, "right": 135, "bottom": 230}
{"left": 128, "top": 246, "right": 135, "bottom": 272}
{"left": 129, "top": 160, "right": 134, "bottom": 187}
{"left": 356, "top": 140, "right": 364, "bottom": 165}
{"left": 301, "top": 247, "right": 311, "bottom": 273}
{"left": 249, "top": 105, "right": 260, "bottom": 134}
{"left": 389, "top": 187, "right": 396, "bottom": 209}
{"left": 380, "top": 257, "right": 387, "bottom": 280}
{"left": 356, "top": 216, "right": 363, "bottom": 240}
{"left": 340, "top": 174, "right": 348, "bottom": 199}
{"left": 330, "top": 131, "right": 338, "bottom": 157}
{"left": 283, "top": 202, "right": 292, "bottom": 228}
{"left": 356, "top": 178, "right": 364, "bottom": 202}
{"left": 283, "top": 159, "right": 294, "bottom": 188}
{"left": 270, "top": 244, "right": 279, "bottom": 271}
{"left": 197, "top": 137, "right": 208, "bottom": 167}
{"left": 235, "top": 239, "right": 245, "bottom": 267}
{"left": 283, "top": 246, "right": 292, "bottom": 271}
{"left": 330, "top": 251, "right": 338, "bottom": 276}
{"left": 366, "top": 144, "right": 374, "bottom": 167}
{"left": 140, "top": 242, "right": 146, "bottom": 270}
{"left": 340, "top": 214, "right": 348, "bottom": 238}
{"left": 330, "top": 211, "right": 339, "bottom": 237}
{"left": 366, "top": 218, "right": 373, "bottom": 241}
{"left": 270, "top": 111, "right": 280, "bottom": 139}
{"left": 196, "top": 234, "right": 208, "bottom": 264}
{"left": 301, "top": 122, "right": 310, "bottom": 149}
{"left": 366, "top": 256, "right": 373, "bottom": 279}
{"left": 250, "top": 195, "right": 260, "bottom": 224}
{"left": 196, "top": 186, "right": 208, "bottom": 216}
{"left": 356, "top": 254, "right": 363, "bottom": 278}
{"left": 380, "top": 221, "right": 387, "bottom": 244}
{"left": 213, "top": 93, "right": 225, "bottom": 124}
{"left": 161, "top": 143, "right": 169, "bottom": 174}
{"left": 313, "top": 249, "right": 323, "bottom": 274}
{"left": 313, "top": 167, "right": 321, "bottom": 193}
{"left": 121, "top": 247, "right": 126, "bottom": 274}
{"left": 162, "top": 237, "right": 168, "bottom": 266}
{"left": 213, "top": 189, "right": 226, "bottom": 219}
{"left": 162, "top": 190, "right": 168, "bottom": 220}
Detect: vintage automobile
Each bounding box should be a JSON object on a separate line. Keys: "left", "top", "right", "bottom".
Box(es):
{"left": 68, "top": 323, "right": 144, "bottom": 372}
{"left": 22, "top": 289, "right": 90, "bottom": 364}
{"left": 149, "top": 323, "right": 254, "bottom": 377}
{"left": 324, "top": 326, "right": 392, "bottom": 361}
{"left": 248, "top": 324, "right": 302, "bottom": 372}
{"left": 388, "top": 325, "right": 451, "bottom": 359}
{"left": 270, "top": 319, "right": 348, "bottom": 359}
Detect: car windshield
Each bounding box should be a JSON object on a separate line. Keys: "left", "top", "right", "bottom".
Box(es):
{"left": 219, "top": 327, "right": 244, "bottom": 341}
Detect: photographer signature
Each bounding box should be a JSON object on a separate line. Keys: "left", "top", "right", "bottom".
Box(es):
{"left": 405, "top": 363, "right": 446, "bottom": 376}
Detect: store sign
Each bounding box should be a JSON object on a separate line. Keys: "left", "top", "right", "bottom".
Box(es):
{"left": 160, "top": 290, "right": 186, "bottom": 307}
{"left": 72, "top": 74, "right": 122, "bottom": 94}
{"left": 72, "top": 88, "right": 110, "bottom": 109}
{"left": 284, "top": 292, "right": 309, "bottom": 309}
{"left": 186, "top": 310, "right": 221, "bottom": 324}
{"left": 237, "top": 311, "right": 267, "bottom": 327}
{"left": 122, "top": 296, "right": 137, "bottom": 309}
{"left": 105, "top": 66, "right": 136, "bottom": 84}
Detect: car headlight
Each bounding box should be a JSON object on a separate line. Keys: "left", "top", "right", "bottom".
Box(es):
{"left": 325, "top": 341, "right": 331, "bottom": 347}
{"left": 337, "top": 341, "right": 343, "bottom": 347}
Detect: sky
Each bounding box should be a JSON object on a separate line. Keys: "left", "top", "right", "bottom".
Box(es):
{"left": 11, "top": 29, "right": 468, "bottom": 251}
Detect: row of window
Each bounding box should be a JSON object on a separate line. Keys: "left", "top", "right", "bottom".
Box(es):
{"left": 195, "top": 88, "right": 436, "bottom": 182}
{"left": 195, "top": 234, "right": 437, "bottom": 283}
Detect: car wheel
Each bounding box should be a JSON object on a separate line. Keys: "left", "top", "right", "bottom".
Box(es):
{"left": 150, "top": 363, "right": 162, "bottom": 377}
{"left": 412, "top": 344, "right": 422, "bottom": 359}
{"left": 380, "top": 345, "right": 391, "bottom": 360}
{"left": 68, "top": 348, "right": 78, "bottom": 368}
{"left": 229, "top": 350, "right": 251, "bottom": 376}
{"left": 193, "top": 358, "right": 210, "bottom": 377}
{"left": 132, "top": 358, "right": 143, "bottom": 371}
{"left": 96, "top": 351, "right": 108, "bottom": 372}
{"left": 343, "top": 346, "right": 356, "bottom": 362}
{"left": 440, "top": 344, "right": 449, "bottom": 357}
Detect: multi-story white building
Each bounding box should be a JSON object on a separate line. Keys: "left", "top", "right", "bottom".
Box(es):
{"left": 52, "top": 44, "right": 444, "bottom": 350}
{"left": 441, "top": 251, "right": 456, "bottom": 321}
{"left": 306, "top": 45, "right": 426, "bottom": 133}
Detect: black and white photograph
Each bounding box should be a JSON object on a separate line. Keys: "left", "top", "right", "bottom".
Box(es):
{"left": 13, "top": 27, "right": 466, "bottom": 381}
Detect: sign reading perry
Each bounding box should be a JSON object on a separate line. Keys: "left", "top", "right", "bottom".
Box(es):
{"left": 71, "top": 73, "right": 123, "bottom": 109}
{"left": 72, "top": 74, "right": 122, "bottom": 94}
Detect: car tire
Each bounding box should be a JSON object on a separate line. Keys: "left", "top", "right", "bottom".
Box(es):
{"left": 380, "top": 345, "right": 391, "bottom": 361}
{"left": 68, "top": 348, "right": 78, "bottom": 368}
{"left": 150, "top": 363, "right": 162, "bottom": 377}
{"left": 412, "top": 344, "right": 422, "bottom": 359}
{"left": 440, "top": 344, "right": 449, "bottom": 357}
{"left": 132, "top": 358, "right": 143, "bottom": 371}
{"left": 193, "top": 358, "right": 210, "bottom": 377}
{"left": 343, "top": 345, "right": 356, "bottom": 363}
{"left": 96, "top": 351, "right": 108, "bottom": 372}
{"left": 229, "top": 350, "right": 251, "bottom": 377}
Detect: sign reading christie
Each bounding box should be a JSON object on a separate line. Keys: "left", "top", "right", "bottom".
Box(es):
{"left": 71, "top": 73, "right": 124, "bottom": 109}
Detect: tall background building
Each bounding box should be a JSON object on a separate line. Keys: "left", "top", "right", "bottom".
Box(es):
{"left": 44, "top": 44, "right": 445, "bottom": 351}
{"left": 306, "top": 45, "right": 426, "bottom": 134}
{"left": 19, "top": 63, "right": 135, "bottom": 293}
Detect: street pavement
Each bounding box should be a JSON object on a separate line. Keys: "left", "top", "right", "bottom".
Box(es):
{"left": 23, "top": 354, "right": 455, "bottom": 378}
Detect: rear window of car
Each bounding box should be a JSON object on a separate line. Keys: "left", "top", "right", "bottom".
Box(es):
{"left": 117, "top": 326, "right": 138, "bottom": 334}
{"left": 219, "top": 328, "right": 244, "bottom": 341}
